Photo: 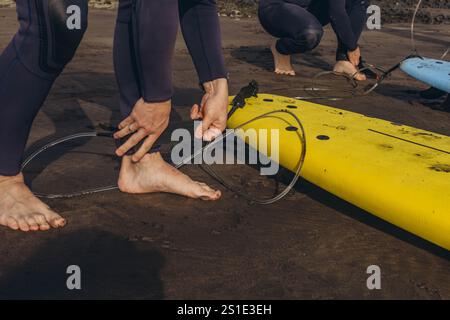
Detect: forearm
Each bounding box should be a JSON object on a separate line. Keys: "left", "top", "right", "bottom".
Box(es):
{"left": 179, "top": 0, "right": 228, "bottom": 85}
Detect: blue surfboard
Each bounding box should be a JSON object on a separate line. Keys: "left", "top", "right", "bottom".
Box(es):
{"left": 400, "top": 58, "right": 450, "bottom": 93}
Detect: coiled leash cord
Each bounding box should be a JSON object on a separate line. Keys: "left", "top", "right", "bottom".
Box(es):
{"left": 22, "top": 82, "right": 307, "bottom": 205}
{"left": 297, "top": 0, "right": 449, "bottom": 101}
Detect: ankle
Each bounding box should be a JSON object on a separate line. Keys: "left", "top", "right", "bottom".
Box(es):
{"left": 120, "top": 152, "right": 162, "bottom": 169}
{"left": 139, "top": 152, "right": 162, "bottom": 164}
{"left": 0, "top": 173, "right": 23, "bottom": 185}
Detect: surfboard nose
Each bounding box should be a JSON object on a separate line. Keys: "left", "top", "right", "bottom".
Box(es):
{"left": 400, "top": 58, "right": 450, "bottom": 94}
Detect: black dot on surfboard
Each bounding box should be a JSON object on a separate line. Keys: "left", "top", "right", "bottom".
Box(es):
{"left": 286, "top": 105, "right": 298, "bottom": 109}
{"left": 263, "top": 99, "right": 274, "bottom": 102}
{"left": 286, "top": 126, "right": 298, "bottom": 131}
{"left": 317, "top": 135, "right": 330, "bottom": 140}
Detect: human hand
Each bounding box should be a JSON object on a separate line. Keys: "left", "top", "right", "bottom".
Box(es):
{"left": 114, "top": 98, "right": 171, "bottom": 162}
{"left": 347, "top": 46, "right": 361, "bottom": 67}
{"left": 190, "top": 78, "right": 229, "bottom": 141}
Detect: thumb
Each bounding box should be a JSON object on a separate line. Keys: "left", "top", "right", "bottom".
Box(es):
{"left": 190, "top": 104, "right": 202, "bottom": 120}
{"left": 194, "top": 120, "right": 204, "bottom": 140}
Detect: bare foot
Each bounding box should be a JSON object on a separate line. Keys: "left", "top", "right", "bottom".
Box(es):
{"left": 118, "top": 153, "right": 221, "bottom": 201}
{"left": 0, "top": 174, "right": 66, "bottom": 232}
{"left": 333, "top": 61, "right": 366, "bottom": 81}
{"left": 271, "top": 41, "right": 296, "bottom": 76}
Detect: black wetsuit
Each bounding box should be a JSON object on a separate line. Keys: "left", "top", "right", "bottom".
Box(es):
{"left": 258, "top": 0, "right": 369, "bottom": 60}
{"left": 0, "top": 0, "right": 227, "bottom": 176}
{"left": 114, "top": 0, "right": 227, "bottom": 116}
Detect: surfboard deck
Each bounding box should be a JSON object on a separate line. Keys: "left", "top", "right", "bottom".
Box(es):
{"left": 400, "top": 57, "right": 450, "bottom": 93}
{"left": 227, "top": 94, "right": 450, "bottom": 250}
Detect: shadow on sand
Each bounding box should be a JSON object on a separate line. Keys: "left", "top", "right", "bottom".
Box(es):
{"left": 274, "top": 168, "right": 450, "bottom": 261}
{"left": 0, "top": 229, "right": 165, "bottom": 299}
{"left": 230, "top": 45, "right": 334, "bottom": 73}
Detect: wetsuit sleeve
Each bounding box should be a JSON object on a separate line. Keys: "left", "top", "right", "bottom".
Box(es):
{"left": 179, "top": 0, "right": 228, "bottom": 84}
{"left": 114, "top": 0, "right": 179, "bottom": 108}
{"left": 327, "top": 0, "right": 358, "bottom": 52}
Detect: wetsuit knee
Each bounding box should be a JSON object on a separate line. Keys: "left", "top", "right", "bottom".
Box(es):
{"left": 44, "top": 0, "right": 88, "bottom": 69}
{"left": 296, "top": 27, "right": 323, "bottom": 52}
{"left": 14, "top": 0, "right": 88, "bottom": 79}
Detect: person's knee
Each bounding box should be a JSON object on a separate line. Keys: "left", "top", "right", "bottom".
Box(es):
{"left": 296, "top": 27, "right": 323, "bottom": 52}
{"left": 15, "top": 0, "right": 88, "bottom": 77}
{"left": 42, "top": 0, "right": 88, "bottom": 71}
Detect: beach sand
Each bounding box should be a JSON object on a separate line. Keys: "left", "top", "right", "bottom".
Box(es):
{"left": 0, "top": 9, "right": 449, "bottom": 299}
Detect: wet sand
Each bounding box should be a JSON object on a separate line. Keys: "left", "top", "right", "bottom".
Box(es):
{"left": 0, "top": 9, "right": 450, "bottom": 299}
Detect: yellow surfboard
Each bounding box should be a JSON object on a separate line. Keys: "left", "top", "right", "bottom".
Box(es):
{"left": 227, "top": 94, "right": 450, "bottom": 250}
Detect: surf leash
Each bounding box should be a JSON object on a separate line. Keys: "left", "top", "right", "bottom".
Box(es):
{"left": 299, "top": 0, "right": 448, "bottom": 101}
{"left": 228, "top": 80, "right": 259, "bottom": 118}
{"left": 22, "top": 81, "right": 307, "bottom": 205}
{"left": 206, "top": 80, "right": 306, "bottom": 205}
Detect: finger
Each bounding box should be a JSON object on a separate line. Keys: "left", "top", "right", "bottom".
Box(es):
{"left": 132, "top": 134, "right": 158, "bottom": 162}
{"left": 355, "top": 72, "right": 367, "bottom": 81}
{"left": 215, "top": 115, "right": 228, "bottom": 133}
{"left": 118, "top": 116, "right": 134, "bottom": 130}
{"left": 202, "top": 116, "right": 213, "bottom": 135}
{"left": 190, "top": 104, "right": 202, "bottom": 120}
{"left": 200, "top": 93, "right": 209, "bottom": 109}
{"left": 195, "top": 121, "right": 204, "bottom": 140}
{"left": 203, "top": 127, "right": 223, "bottom": 142}
{"left": 196, "top": 117, "right": 214, "bottom": 141}
{"left": 116, "top": 129, "right": 148, "bottom": 157}
{"left": 114, "top": 121, "right": 137, "bottom": 139}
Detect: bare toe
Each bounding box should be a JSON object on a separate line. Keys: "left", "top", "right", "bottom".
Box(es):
{"left": 194, "top": 182, "right": 222, "bottom": 201}
{"left": 0, "top": 175, "right": 64, "bottom": 232}
{"left": 17, "top": 219, "right": 30, "bottom": 232}
{"left": 7, "top": 217, "right": 19, "bottom": 230}
{"left": 33, "top": 214, "right": 50, "bottom": 231}
{"left": 25, "top": 216, "right": 40, "bottom": 231}
{"left": 42, "top": 209, "right": 66, "bottom": 228}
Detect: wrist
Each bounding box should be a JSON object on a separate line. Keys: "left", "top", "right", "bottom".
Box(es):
{"left": 140, "top": 98, "right": 171, "bottom": 109}
{"left": 203, "top": 78, "right": 228, "bottom": 94}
